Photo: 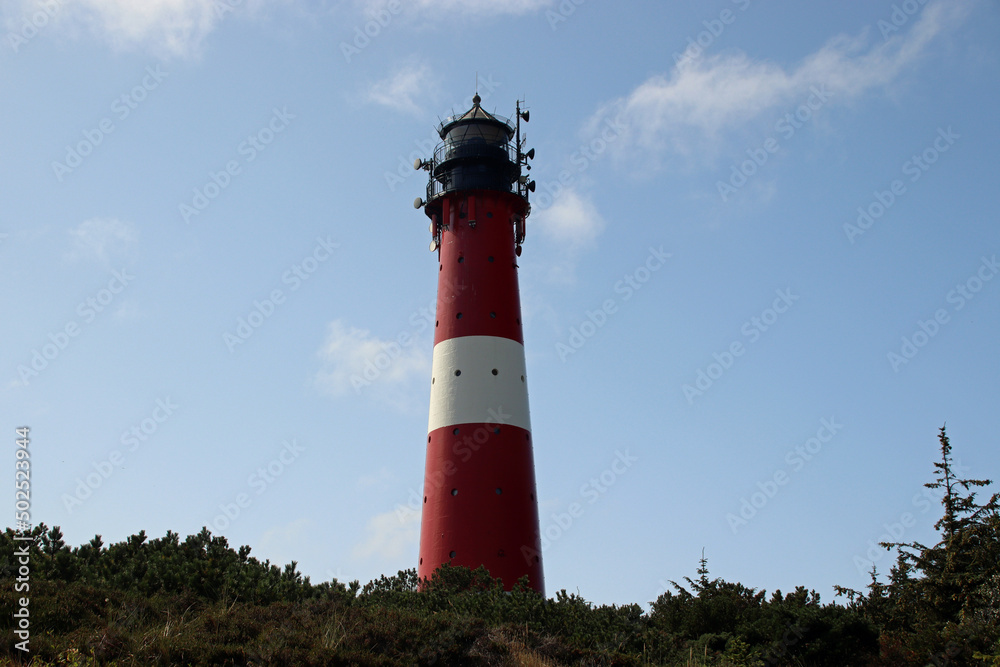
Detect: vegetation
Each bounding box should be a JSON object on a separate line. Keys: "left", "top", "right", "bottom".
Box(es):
{"left": 835, "top": 426, "right": 1000, "bottom": 665}
{"left": 2, "top": 426, "right": 997, "bottom": 665}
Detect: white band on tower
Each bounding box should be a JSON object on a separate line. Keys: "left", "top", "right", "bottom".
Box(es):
{"left": 428, "top": 335, "right": 531, "bottom": 432}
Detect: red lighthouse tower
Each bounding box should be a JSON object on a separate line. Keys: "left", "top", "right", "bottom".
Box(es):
{"left": 414, "top": 94, "right": 543, "bottom": 593}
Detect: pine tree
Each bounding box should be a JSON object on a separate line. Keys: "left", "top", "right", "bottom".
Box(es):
{"left": 880, "top": 425, "right": 1000, "bottom": 653}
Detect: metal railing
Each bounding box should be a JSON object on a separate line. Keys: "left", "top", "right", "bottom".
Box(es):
{"left": 426, "top": 137, "right": 524, "bottom": 201}
{"left": 437, "top": 112, "right": 515, "bottom": 136}
{"left": 426, "top": 170, "right": 520, "bottom": 200}
{"left": 432, "top": 137, "right": 519, "bottom": 168}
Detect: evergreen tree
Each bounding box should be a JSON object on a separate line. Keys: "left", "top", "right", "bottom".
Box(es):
{"left": 840, "top": 425, "right": 1000, "bottom": 661}
{"left": 882, "top": 426, "right": 999, "bottom": 626}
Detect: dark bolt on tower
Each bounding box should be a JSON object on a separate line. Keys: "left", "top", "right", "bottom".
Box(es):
{"left": 413, "top": 94, "right": 543, "bottom": 592}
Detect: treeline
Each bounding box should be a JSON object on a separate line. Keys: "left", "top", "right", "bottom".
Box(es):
{"left": 1, "top": 426, "right": 997, "bottom": 666}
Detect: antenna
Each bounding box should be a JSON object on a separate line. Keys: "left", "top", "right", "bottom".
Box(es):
{"left": 515, "top": 98, "right": 534, "bottom": 198}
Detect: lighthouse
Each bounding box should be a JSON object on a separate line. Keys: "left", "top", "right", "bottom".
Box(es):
{"left": 413, "top": 94, "right": 543, "bottom": 593}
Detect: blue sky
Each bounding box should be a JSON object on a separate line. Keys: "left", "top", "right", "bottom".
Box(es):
{"left": 2, "top": 0, "right": 998, "bottom": 607}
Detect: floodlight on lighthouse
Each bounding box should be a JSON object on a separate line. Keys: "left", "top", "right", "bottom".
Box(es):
{"left": 414, "top": 197, "right": 424, "bottom": 209}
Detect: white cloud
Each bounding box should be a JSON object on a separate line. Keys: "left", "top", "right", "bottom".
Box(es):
{"left": 358, "top": 0, "right": 551, "bottom": 19}
{"left": 532, "top": 188, "right": 606, "bottom": 284}
{"left": 67, "top": 217, "right": 137, "bottom": 264}
{"left": 357, "top": 466, "right": 396, "bottom": 491}
{"left": 1, "top": 379, "right": 25, "bottom": 397}
{"left": 365, "top": 59, "right": 438, "bottom": 116}
{"left": 314, "top": 319, "right": 430, "bottom": 410}
{"left": 257, "top": 517, "right": 314, "bottom": 568}
{"left": 3, "top": 0, "right": 551, "bottom": 57}
{"left": 352, "top": 507, "right": 419, "bottom": 561}
{"left": 414, "top": 0, "right": 551, "bottom": 15}
{"left": 111, "top": 299, "right": 142, "bottom": 322}
{"left": 535, "top": 189, "right": 604, "bottom": 248}
{"left": 590, "top": 0, "right": 971, "bottom": 166}
{"left": 3, "top": 0, "right": 252, "bottom": 57}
